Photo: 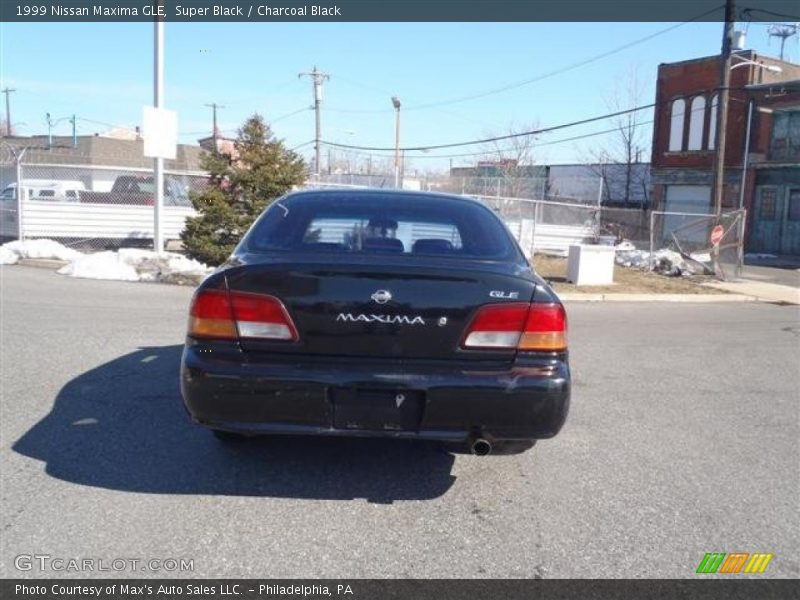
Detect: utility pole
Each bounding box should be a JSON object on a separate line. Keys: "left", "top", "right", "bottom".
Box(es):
{"left": 70, "top": 114, "right": 77, "bottom": 148}
{"left": 709, "top": 0, "right": 736, "bottom": 278}
{"left": 392, "top": 96, "right": 401, "bottom": 187}
{"left": 298, "top": 66, "right": 329, "bottom": 176}
{"left": 205, "top": 102, "right": 224, "bottom": 151}
{"left": 711, "top": 0, "right": 735, "bottom": 220}
{"left": 2, "top": 88, "right": 15, "bottom": 136}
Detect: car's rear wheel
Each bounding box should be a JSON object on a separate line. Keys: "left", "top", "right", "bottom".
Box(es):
{"left": 212, "top": 429, "right": 248, "bottom": 443}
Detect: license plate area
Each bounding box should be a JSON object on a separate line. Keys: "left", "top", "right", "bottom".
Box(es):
{"left": 331, "top": 388, "right": 425, "bottom": 432}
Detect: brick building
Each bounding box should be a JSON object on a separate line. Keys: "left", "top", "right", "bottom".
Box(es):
{"left": 650, "top": 50, "right": 800, "bottom": 255}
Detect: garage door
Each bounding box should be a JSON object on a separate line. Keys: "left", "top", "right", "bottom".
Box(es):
{"left": 665, "top": 185, "right": 711, "bottom": 213}
{"left": 663, "top": 185, "right": 712, "bottom": 246}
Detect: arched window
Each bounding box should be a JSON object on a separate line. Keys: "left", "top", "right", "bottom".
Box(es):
{"left": 708, "top": 94, "right": 719, "bottom": 150}
{"left": 669, "top": 98, "right": 686, "bottom": 152}
{"left": 688, "top": 96, "right": 706, "bottom": 151}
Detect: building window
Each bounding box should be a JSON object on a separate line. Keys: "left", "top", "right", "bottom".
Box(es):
{"left": 688, "top": 96, "right": 706, "bottom": 151}
{"left": 669, "top": 98, "right": 685, "bottom": 152}
{"left": 759, "top": 189, "right": 777, "bottom": 221}
{"left": 770, "top": 111, "right": 800, "bottom": 161}
{"left": 708, "top": 94, "right": 718, "bottom": 150}
{"left": 789, "top": 189, "right": 800, "bottom": 222}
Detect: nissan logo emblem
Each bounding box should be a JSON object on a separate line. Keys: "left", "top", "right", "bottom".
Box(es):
{"left": 371, "top": 290, "right": 392, "bottom": 304}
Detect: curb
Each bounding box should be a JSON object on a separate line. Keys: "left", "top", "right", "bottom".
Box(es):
{"left": 558, "top": 293, "right": 756, "bottom": 303}
{"left": 16, "top": 258, "right": 70, "bottom": 269}
{"left": 5, "top": 261, "right": 794, "bottom": 303}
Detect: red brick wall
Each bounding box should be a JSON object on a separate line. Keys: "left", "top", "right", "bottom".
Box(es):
{"left": 651, "top": 53, "right": 799, "bottom": 170}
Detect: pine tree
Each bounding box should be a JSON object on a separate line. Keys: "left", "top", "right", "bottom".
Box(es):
{"left": 181, "top": 115, "right": 306, "bottom": 265}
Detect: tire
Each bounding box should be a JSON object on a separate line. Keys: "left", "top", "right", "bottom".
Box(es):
{"left": 212, "top": 429, "right": 248, "bottom": 443}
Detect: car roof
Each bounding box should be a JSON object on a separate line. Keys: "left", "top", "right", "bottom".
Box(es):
{"left": 286, "top": 187, "right": 489, "bottom": 208}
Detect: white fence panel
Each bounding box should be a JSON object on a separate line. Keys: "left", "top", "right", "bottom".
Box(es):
{"left": 22, "top": 201, "right": 196, "bottom": 240}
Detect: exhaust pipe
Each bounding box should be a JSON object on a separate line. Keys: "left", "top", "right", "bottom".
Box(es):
{"left": 471, "top": 438, "right": 492, "bottom": 456}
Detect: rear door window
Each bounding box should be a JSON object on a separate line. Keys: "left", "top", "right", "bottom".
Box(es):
{"left": 245, "top": 192, "right": 517, "bottom": 260}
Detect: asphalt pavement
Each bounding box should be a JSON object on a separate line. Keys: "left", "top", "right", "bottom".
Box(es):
{"left": 1, "top": 266, "right": 798, "bottom": 579}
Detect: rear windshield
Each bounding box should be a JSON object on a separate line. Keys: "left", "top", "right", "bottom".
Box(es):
{"left": 244, "top": 192, "right": 517, "bottom": 260}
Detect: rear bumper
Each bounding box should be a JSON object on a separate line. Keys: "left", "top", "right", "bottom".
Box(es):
{"left": 180, "top": 341, "right": 570, "bottom": 442}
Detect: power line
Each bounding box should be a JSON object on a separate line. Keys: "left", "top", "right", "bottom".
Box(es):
{"left": 331, "top": 75, "right": 504, "bottom": 129}
{"left": 321, "top": 103, "right": 656, "bottom": 152}
{"left": 318, "top": 125, "right": 629, "bottom": 161}
{"left": 271, "top": 106, "right": 311, "bottom": 123}
{"left": 322, "top": 6, "right": 722, "bottom": 115}
{"left": 314, "top": 97, "right": 714, "bottom": 161}
{"left": 318, "top": 81, "right": 744, "bottom": 155}
{"left": 741, "top": 8, "right": 800, "bottom": 21}
{"left": 290, "top": 140, "right": 316, "bottom": 151}
{"left": 76, "top": 116, "right": 138, "bottom": 132}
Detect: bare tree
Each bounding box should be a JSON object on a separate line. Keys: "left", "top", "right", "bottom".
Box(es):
{"left": 0, "top": 119, "right": 18, "bottom": 137}
{"left": 479, "top": 122, "right": 541, "bottom": 199}
{"left": 584, "top": 67, "right": 650, "bottom": 207}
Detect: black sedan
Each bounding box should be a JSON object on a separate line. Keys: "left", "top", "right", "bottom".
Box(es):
{"left": 180, "top": 189, "right": 570, "bottom": 455}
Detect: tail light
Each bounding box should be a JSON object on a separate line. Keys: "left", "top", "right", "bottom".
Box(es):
{"left": 519, "top": 303, "right": 568, "bottom": 351}
{"left": 189, "top": 289, "right": 237, "bottom": 339}
{"left": 461, "top": 302, "right": 567, "bottom": 352}
{"left": 188, "top": 289, "right": 298, "bottom": 341}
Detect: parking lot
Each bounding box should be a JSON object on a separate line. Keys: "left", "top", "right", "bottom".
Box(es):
{"left": 1, "top": 265, "right": 798, "bottom": 578}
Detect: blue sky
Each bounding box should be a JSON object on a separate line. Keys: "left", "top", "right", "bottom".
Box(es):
{"left": 1, "top": 20, "right": 795, "bottom": 170}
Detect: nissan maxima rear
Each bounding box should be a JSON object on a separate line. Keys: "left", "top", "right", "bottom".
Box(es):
{"left": 180, "top": 189, "right": 570, "bottom": 455}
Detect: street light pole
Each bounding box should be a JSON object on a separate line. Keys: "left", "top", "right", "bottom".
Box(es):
{"left": 392, "top": 96, "right": 401, "bottom": 188}
{"left": 46, "top": 113, "right": 53, "bottom": 148}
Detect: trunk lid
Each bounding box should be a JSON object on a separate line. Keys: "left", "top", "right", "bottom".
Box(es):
{"left": 225, "top": 258, "right": 535, "bottom": 361}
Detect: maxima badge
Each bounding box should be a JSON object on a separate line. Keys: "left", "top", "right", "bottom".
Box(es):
{"left": 371, "top": 290, "right": 392, "bottom": 304}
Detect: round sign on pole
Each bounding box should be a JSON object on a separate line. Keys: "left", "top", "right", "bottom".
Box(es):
{"left": 710, "top": 224, "right": 724, "bottom": 247}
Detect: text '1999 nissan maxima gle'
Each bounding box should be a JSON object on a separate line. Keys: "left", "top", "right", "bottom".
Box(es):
{"left": 180, "top": 190, "right": 570, "bottom": 455}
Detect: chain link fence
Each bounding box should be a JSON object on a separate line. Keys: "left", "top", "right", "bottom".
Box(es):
{"left": 0, "top": 155, "right": 747, "bottom": 281}
{"left": 1, "top": 156, "right": 208, "bottom": 250}
{"left": 302, "top": 175, "right": 606, "bottom": 257}
{"left": 650, "top": 209, "right": 746, "bottom": 279}
{"left": 306, "top": 173, "right": 602, "bottom": 204}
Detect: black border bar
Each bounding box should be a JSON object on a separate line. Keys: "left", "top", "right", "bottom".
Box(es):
{"left": 2, "top": 0, "right": 800, "bottom": 23}
{"left": 4, "top": 579, "right": 800, "bottom": 600}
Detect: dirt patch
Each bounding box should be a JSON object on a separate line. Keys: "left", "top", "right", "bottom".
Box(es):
{"left": 533, "top": 255, "right": 729, "bottom": 295}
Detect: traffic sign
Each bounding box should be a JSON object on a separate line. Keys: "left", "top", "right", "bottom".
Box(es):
{"left": 710, "top": 225, "right": 724, "bottom": 247}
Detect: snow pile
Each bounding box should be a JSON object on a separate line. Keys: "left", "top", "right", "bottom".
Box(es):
{"left": 118, "top": 249, "right": 214, "bottom": 285}
{"left": 58, "top": 248, "right": 213, "bottom": 285}
{"left": 614, "top": 242, "right": 700, "bottom": 277}
{"left": 1, "top": 239, "right": 83, "bottom": 262}
{"left": 0, "top": 245, "right": 19, "bottom": 265}
{"left": 615, "top": 240, "right": 637, "bottom": 252}
{"left": 57, "top": 251, "right": 140, "bottom": 281}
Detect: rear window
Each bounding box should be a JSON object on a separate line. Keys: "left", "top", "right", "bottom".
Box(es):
{"left": 245, "top": 192, "right": 517, "bottom": 260}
